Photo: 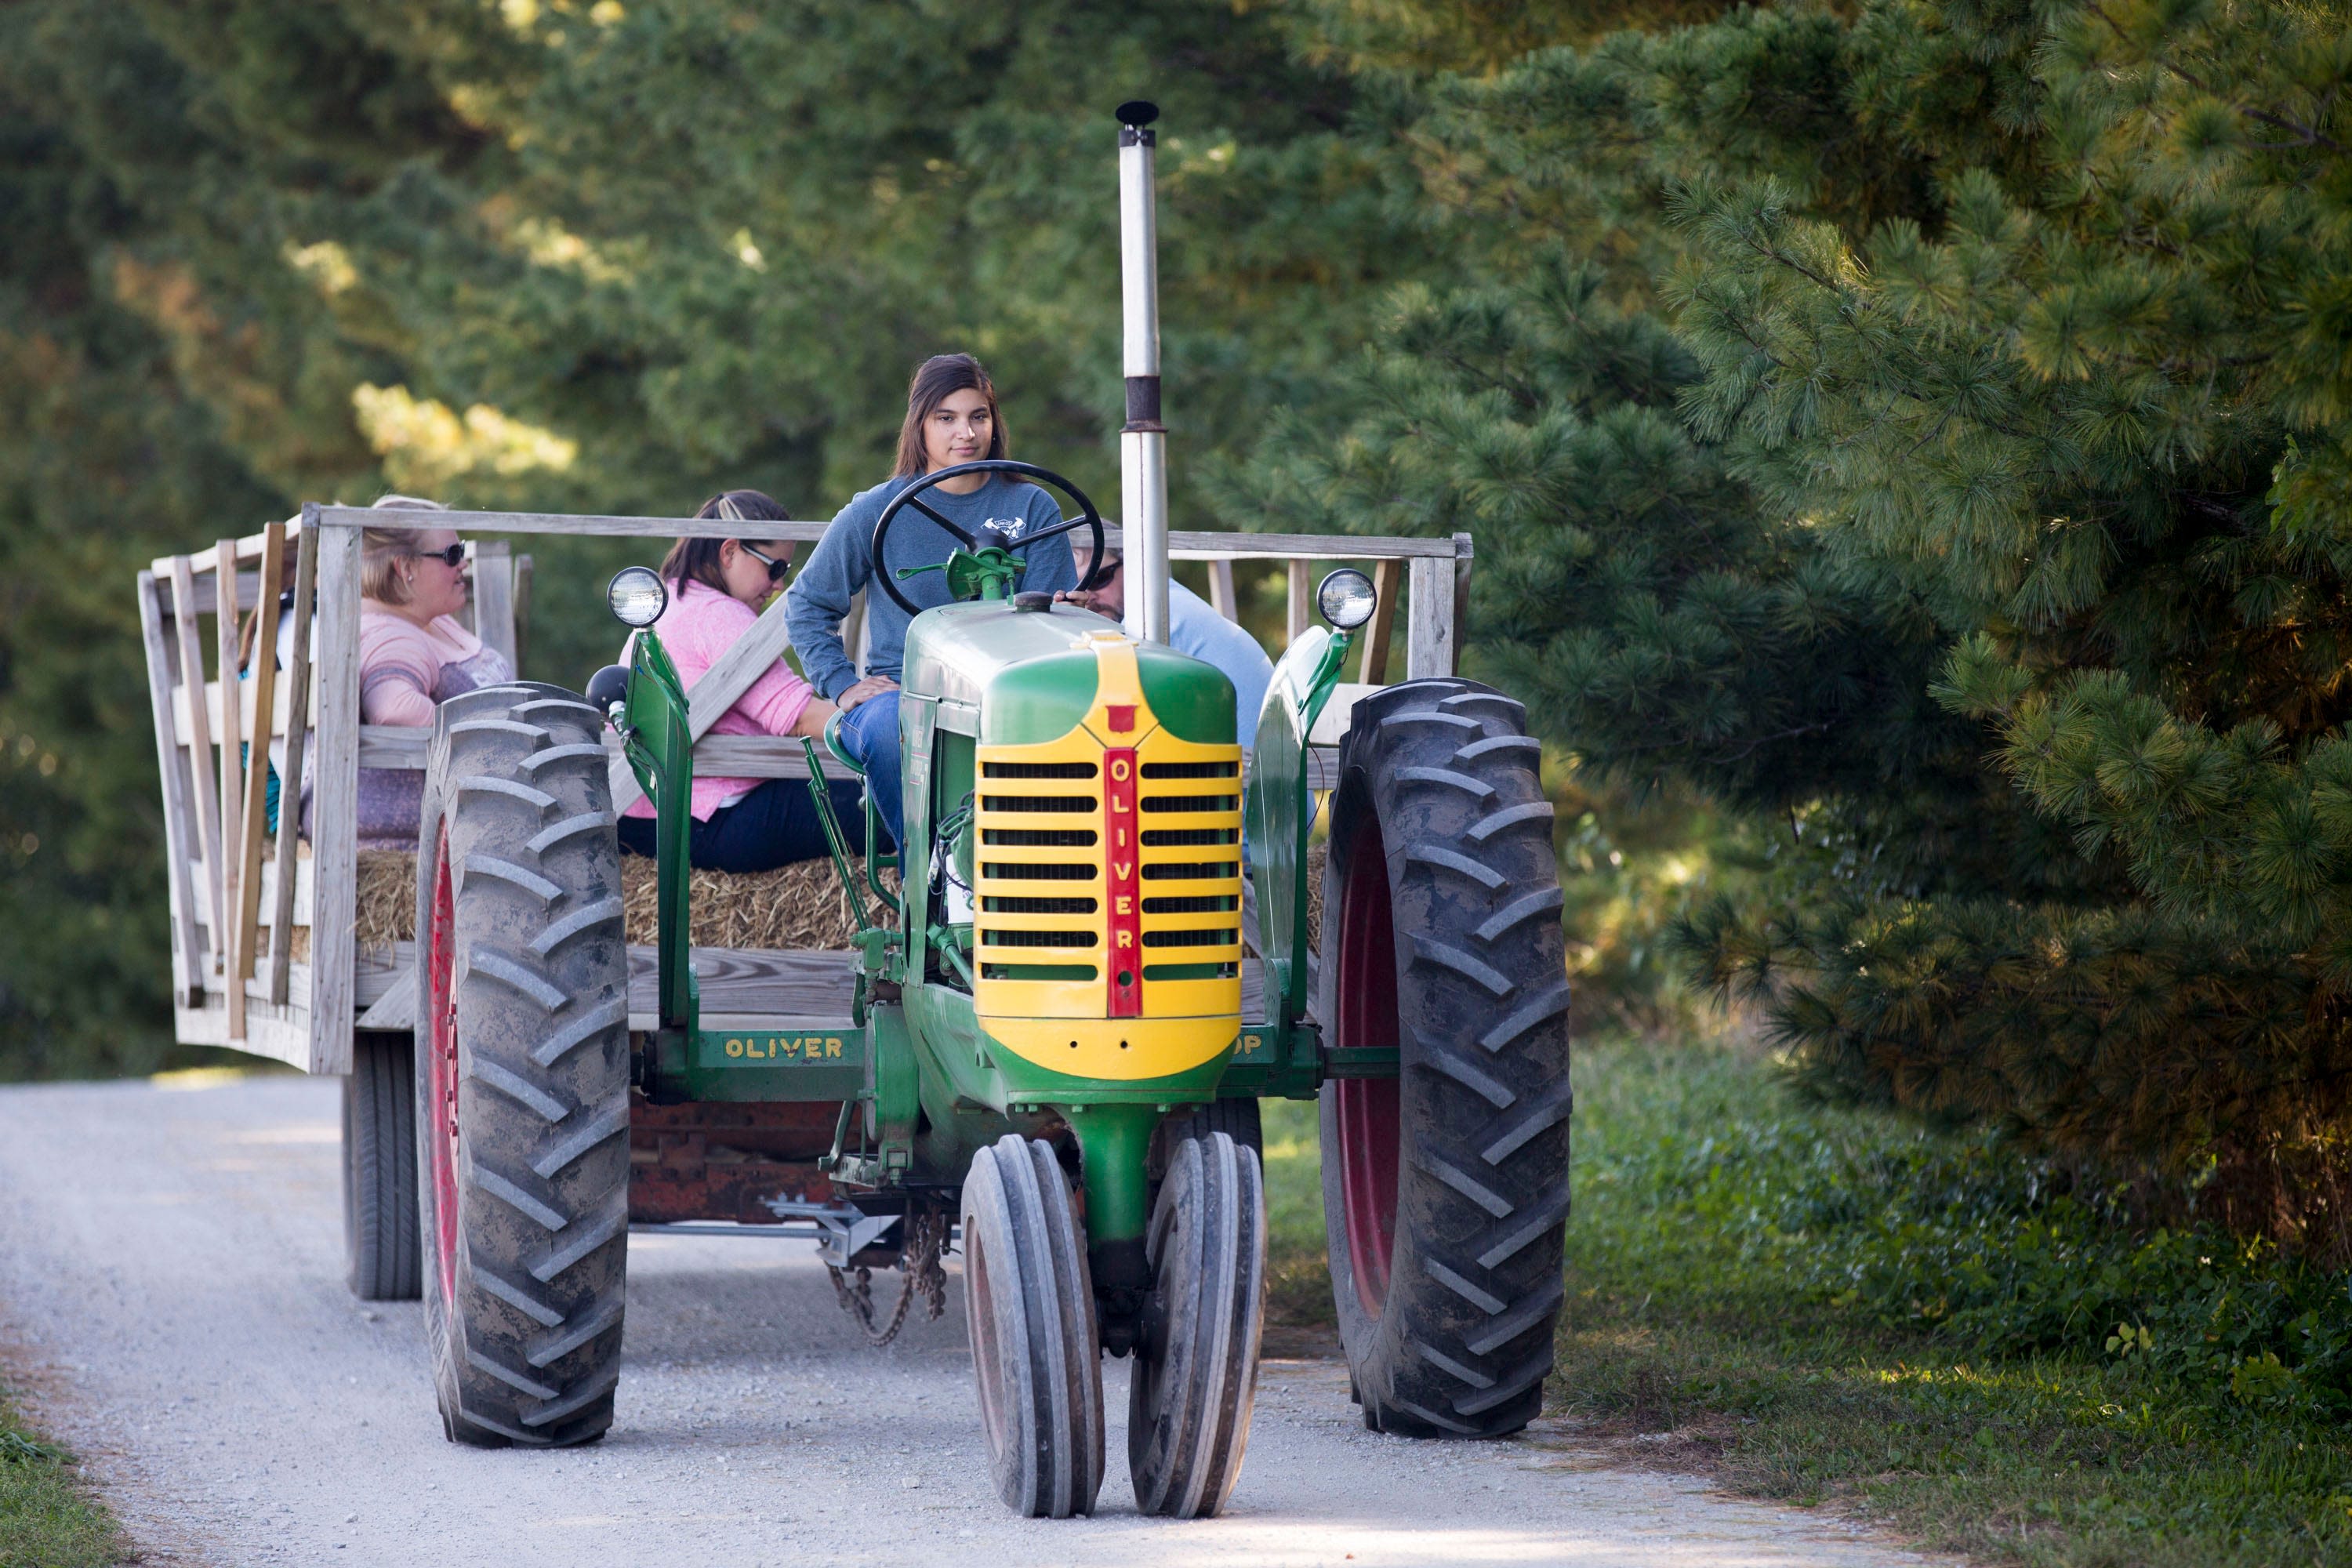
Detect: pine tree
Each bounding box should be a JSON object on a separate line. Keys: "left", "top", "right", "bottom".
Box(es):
{"left": 1245, "top": 0, "right": 2352, "bottom": 1251}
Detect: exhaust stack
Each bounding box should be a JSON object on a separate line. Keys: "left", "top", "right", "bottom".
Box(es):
{"left": 1116, "top": 100, "right": 1169, "bottom": 645}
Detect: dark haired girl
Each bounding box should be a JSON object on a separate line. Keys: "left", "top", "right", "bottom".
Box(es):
{"left": 613, "top": 488, "right": 865, "bottom": 873}
{"left": 782, "top": 354, "right": 1076, "bottom": 843}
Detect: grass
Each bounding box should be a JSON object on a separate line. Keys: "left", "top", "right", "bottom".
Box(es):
{"left": 1257, "top": 1037, "right": 2352, "bottom": 1567}
{"left": 0, "top": 1385, "right": 124, "bottom": 1568}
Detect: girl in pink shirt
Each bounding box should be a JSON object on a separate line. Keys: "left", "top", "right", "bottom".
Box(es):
{"left": 614, "top": 491, "right": 863, "bottom": 874}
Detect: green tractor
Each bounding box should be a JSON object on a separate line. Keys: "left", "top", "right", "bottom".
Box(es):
{"left": 410, "top": 103, "right": 1570, "bottom": 1517}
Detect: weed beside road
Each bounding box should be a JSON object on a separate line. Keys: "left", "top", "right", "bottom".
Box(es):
{"left": 0, "top": 1385, "right": 122, "bottom": 1568}
{"left": 1260, "top": 1040, "right": 2352, "bottom": 1566}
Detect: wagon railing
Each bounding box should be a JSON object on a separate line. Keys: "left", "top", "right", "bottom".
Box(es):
{"left": 140, "top": 505, "right": 1472, "bottom": 1075}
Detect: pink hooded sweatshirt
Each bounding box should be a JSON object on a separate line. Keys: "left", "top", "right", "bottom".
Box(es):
{"left": 620, "top": 579, "right": 818, "bottom": 821}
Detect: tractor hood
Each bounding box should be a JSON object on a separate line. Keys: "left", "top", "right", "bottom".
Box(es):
{"left": 901, "top": 600, "right": 1236, "bottom": 748}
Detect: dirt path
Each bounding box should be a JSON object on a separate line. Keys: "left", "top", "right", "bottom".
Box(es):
{"left": 0, "top": 1076, "right": 1942, "bottom": 1567}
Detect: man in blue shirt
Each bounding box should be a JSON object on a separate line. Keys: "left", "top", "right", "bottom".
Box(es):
{"left": 1065, "top": 545, "right": 1275, "bottom": 746}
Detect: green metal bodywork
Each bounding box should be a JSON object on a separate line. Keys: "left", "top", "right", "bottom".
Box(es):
{"left": 1226, "top": 626, "right": 1353, "bottom": 1098}
{"left": 608, "top": 553, "right": 1368, "bottom": 1256}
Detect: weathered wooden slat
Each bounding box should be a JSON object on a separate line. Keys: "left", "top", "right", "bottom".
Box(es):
{"left": 1450, "top": 531, "right": 1474, "bottom": 676}
{"left": 1359, "top": 558, "right": 1403, "bottom": 684}
{"left": 470, "top": 541, "right": 519, "bottom": 673}
{"left": 170, "top": 1002, "right": 312, "bottom": 1068}
{"left": 354, "top": 942, "right": 860, "bottom": 1029}
{"left": 172, "top": 677, "right": 319, "bottom": 749}
{"left": 230, "top": 522, "right": 285, "bottom": 1005}
{"left": 215, "top": 538, "right": 248, "bottom": 1040}
{"left": 168, "top": 556, "right": 227, "bottom": 951}
{"left": 1309, "top": 683, "right": 1381, "bottom": 749}
{"left": 511, "top": 553, "right": 534, "bottom": 673}
{"left": 154, "top": 571, "right": 261, "bottom": 617}
{"left": 139, "top": 572, "right": 209, "bottom": 1007}
{"left": 362, "top": 723, "right": 1338, "bottom": 786}
{"left": 1287, "top": 558, "right": 1312, "bottom": 644}
{"left": 312, "top": 505, "right": 1467, "bottom": 561}
{"left": 1406, "top": 555, "right": 1457, "bottom": 681}
{"left": 270, "top": 521, "right": 318, "bottom": 1006}
{"left": 152, "top": 517, "right": 303, "bottom": 578}
{"left": 369, "top": 729, "right": 832, "bottom": 781}
{"left": 1207, "top": 558, "right": 1238, "bottom": 621}
{"left": 308, "top": 516, "right": 362, "bottom": 1076}
{"left": 253, "top": 854, "right": 315, "bottom": 931}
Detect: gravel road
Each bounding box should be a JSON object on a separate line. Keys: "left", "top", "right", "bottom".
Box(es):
{"left": 0, "top": 1075, "right": 1942, "bottom": 1567}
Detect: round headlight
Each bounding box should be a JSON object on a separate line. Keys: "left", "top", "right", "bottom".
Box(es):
{"left": 1317, "top": 568, "right": 1377, "bottom": 632}
{"left": 608, "top": 566, "right": 668, "bottom": 629}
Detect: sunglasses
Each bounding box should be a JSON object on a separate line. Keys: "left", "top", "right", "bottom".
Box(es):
{"left": 739, "top": 541, "right": 791, "bottom": 583}
{"left": 409, "top": 543, "right": 467, "bottom": 568}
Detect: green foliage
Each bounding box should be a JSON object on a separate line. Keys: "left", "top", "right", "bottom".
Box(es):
{"left": 0, "top": 1389, "right": 122, "bottom": 1568}
{"left": 0, "top": 0, "right": 1464, "bottom": 1076}
{"left": 1261, "top": 1044, "right": 2352, "bottom": 1562}
{"left": 1555, "top": 1040, "right": 2352, "bottom": 1566}
{"left": 1240, "top": 0, "right": 2352, "bottom": 1247}
{"left": 0, "top": 0, "right": 1740, "bottom": 1077}
{"left": 0, "top": 53, "right": 290, "bottom": 1079}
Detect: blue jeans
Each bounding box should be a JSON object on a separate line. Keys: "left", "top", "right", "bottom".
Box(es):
{"left": 837, "top": 690, "right": 903, "bottom": 852}
{"left": 618, "top": 777, "right": 866, "bottom": 874}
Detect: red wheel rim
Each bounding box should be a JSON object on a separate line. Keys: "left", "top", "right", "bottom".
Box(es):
{"left": 1332, "top": 810, "right": 1399, "bottom": 1319}
{"left": 425, "top": 826, "right": 462, "bottom": 1306}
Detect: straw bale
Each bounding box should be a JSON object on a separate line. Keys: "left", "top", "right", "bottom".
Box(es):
{"left": 336, "top": 839, "right": 1292, "bottom": 958}
{"left": 1306, "top": 840, "right": 1324, "bottom": 955}
{"left": 348, "top": 846, "right": 885, "bottom": 952}
{"left": 355, "top": 850, "right": 417, "bottom": 950}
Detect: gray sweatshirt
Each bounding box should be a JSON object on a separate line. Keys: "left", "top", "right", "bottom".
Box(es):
{"left": 785, "top": 473, "right": 1080, "bottom": 700}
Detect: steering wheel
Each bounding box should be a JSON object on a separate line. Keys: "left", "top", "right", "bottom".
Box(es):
{"left": 868, "top": 459, "right": 1111, "bottom": 616}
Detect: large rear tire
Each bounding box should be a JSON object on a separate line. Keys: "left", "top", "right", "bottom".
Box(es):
{"left": 344, "top": 1032, "right": 421, "bottom": 1300}
{"left": 415, "top": 682, "right": 631, "bottom": 1448}
{"left": 962, "top": 1134, "right": 1105, "bottom": 1517}
{"left": 1316, "top": 678, "right": 1570, "bottom": 1438}
{"left": 1128, "top": 1130, "right": 1266, "bottom": 1518}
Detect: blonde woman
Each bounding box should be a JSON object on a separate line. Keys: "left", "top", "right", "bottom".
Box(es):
{"left": 350, "top": 495, "right": 513, "bottom": 844}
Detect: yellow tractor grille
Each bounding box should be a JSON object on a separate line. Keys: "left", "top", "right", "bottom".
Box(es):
{"left": 971, "top": 731, "right": 1243, "bottom": 1019}
{"left": 974, "top": 758, "right": 1104, "bottom": 985}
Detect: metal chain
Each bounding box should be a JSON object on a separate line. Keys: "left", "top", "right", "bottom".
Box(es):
{"left": 826, "top": 1208, "right": 950, "bottom": 1348}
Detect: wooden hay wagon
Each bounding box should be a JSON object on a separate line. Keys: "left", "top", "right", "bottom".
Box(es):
{"left": 137, "top": 505, "right": 1472, "bottom": 1286}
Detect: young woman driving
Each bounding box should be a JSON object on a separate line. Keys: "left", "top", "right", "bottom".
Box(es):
{"left": 613, "top": 489, "right": 865, "bottom": 873}
{"left": 783, "top": 354, "right": 1078, "bottom": 846}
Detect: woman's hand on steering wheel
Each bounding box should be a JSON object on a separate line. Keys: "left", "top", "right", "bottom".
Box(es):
{"left": 867, "top": 459, "right": 1112, "bottom": 616}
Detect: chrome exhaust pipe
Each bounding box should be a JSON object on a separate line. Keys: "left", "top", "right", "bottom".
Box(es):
{"left": 1116, "top": 100, "right": 1169, "bottom": 645}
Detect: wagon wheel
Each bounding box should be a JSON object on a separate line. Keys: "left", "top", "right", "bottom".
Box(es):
{"left": 1316, "top": 677, "right": 1571, "bottom": 1438}
{"left": 416, "top": 681, "right": 633, "bottom": 1447}
{"left": 961, "top": 1134, "right": 1105, "bottom": 1517}
{"left": 1127, "top": 1129, "right": 1265, "bottom": 1518}
{"left": 344, "top": 1030, "right": 421, "bottom": 1300}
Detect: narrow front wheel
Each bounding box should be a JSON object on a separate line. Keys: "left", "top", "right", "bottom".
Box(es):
{"left": 962, "top": 1134, "right": 1105, "bottom": 1517}
{"left": 1127, "top": 1130, "right": 1266, "bottom": 1518}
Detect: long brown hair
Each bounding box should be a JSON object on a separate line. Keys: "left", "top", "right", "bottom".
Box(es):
{"left": 892, "top": 353, "right": 1007, "bottom": 478}
{"left": 659, "top": 489, "right": 791, "bottom": 594}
